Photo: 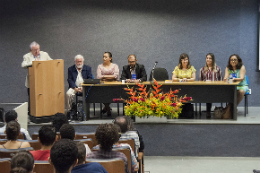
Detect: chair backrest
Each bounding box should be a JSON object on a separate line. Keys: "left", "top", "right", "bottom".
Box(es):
{"left": 245, "top": 75, "right": 249, "bottom": 85}
{"left": 85, "top": 158, "right": 125, "bottom": 173}
{"left": 34, "top": 161, "right": 55, "bottom": 173}
{"left": 0, "top": 158, "right": 11, "bottom": 173}
{"left": 118, "top": 138, "right": 135, "bottom": 156}
{"left": 75, "top": 133, "right": 97, "bottom": 146}
{"left": 0, "top": 133, "right": 24, "bottom": 140}
{"left": 149, "top": 67, "right": 169, "bottom": 81}
{"left": 0, "top": 139, "right": 6, "bottom": 145}
{"left": 113, "top": 146, "right": 131, "bottom": 173}
{"left": 74, "top": 138, "right": 94, "bottom": 150}
{"left": 32, "top": 132, "right": 39, "bottom": 140}
{"left": 0, "top": 147, "right": 34, "bottom": 158}
{"left": 18, "top": 139, "right": 41, "bottom": 150}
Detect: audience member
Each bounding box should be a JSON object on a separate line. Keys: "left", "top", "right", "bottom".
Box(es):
{"left": 125, "top": 116, "right": 144, "bottom": 159}
{"left": 114, "top": 116, "right": 140, "bottom": 156}
{"left": 121, "top": 54, "right": 147, "bottom": 83}
{"left": 30, "top": 125, "right": 56, "bottom": 160}
{"left": 97, "top": 52, "right": 119, "bottom": 116}
{"left": 66, "top": 54, "right": 93, "bottom": 111}
{"left": 172, "top": 53, "right": 196, "bottom": 82}
{"left": 0, "top": 110, "right": 31, "bottom": 140}
{"left": 49, "top": 139, "right": 78, "bottom": 173}
{"left": 10, "top": 151, "right": 34, "bottom": 173}
{"left": 71, "top": 141, "right": 108, "bottom": 173}
{"left": 87, "top": 123, "right": 129, "bottom": 173}
{"left": 0, "top": 121, "right": 30, "bottom": 149}
{"left": 93, "top": 124, "right": 139, "bottom": 172}
{"left": 60, "top": 124, "right": 91, "bottom": 154}
{"left": 52, "top": 112, "right": 69, "bottom": 132}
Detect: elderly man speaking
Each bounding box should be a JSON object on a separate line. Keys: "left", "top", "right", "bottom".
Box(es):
{"left": 66, "top": 54, "right": 93, "bottom": 111}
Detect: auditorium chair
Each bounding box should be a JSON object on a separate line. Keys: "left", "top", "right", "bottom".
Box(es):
{"left": 85, "top": 158, "right": 125, "bottom": 173}
{"left": 75, "top": 132, "right": 97, "bottom": 146}
{"left": 149, "top": 67, "right": 169, "bottom": 81}
{"left": 0, "top": 158, "right": 11, "bottom": 173}
{"left": 74, "top": 138, "right": 94, "bottom": 150}
{"left": 32, "top": 132, "right": 60, "bottom": 140}
{"left": 118, "top": 138, "right": 135, "bottom": 156}
{"left": 0, "top": 139, "right": 6, "bottom": 145}
{"left": 244, "top": 75, "right": 251, "bottom": 117}
{"left": 112, "top": 146, "right": 132, "bottom": 173}
{"left": 34, "top": 161, "right": 54, "bottom": 173}
{"left": 0, "top": 147, "right": 34, "bottom": 158}
{"left": 0, "top": 133, "right": 25, "bottom": 140}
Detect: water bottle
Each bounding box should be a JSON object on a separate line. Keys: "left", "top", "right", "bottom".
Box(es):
{"left": 228, "top": 74, "right": 233, "bottom": 84}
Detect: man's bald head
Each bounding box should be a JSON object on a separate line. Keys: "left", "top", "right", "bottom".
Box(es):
{"left": 114, "top": 116, "right": 128, "bottom": 133}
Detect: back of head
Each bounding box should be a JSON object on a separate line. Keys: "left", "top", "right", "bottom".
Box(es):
{"left": 50, "top": 139, "right": 78, "bottom": 173}
{"left": 95, "top": 123, "right": 120, "bottom": 151}
{"left": 5, "top": 110, "right": 18, "bottom": 123}
{"left": 75, "top": 141, "right": 86, "bottom": 165}
{"left": 6, "top": 121, "right": 20, "bottom": 141}
{"left": 114, "top": 116, "right": 128, "bottom": 133}
{"left": 124, "top": 116, "right": 135, "bottom": 131}
{"left": 38, "top": 125, "right": 56, "bottom": 146}
{"left": 52, "top": 113, "right": 68, "bottom": 132}
{"left": 11, "top": 151, "right": 34, "bottom": 173}
{"left": 60, "top": 124, "right": 75, "bottom": 140}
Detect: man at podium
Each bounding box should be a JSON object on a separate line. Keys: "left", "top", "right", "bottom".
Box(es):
{"left": 66, "top": 54, "right": 93, "bottom": 111}
{"left": 21, "top": 41, "right": 53, "bottom": 115}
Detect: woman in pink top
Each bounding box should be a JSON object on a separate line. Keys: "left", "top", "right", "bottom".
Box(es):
{"left": 97, "top": 52, "right": 119, "bottom": 116}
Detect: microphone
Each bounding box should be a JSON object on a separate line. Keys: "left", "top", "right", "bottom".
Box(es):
{"left": 152, "top": 61, "right": 158, "bottom": 70}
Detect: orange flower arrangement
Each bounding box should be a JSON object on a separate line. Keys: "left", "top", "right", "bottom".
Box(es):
{"left": 120, "top": 79, "right": 192, "bottom": 119}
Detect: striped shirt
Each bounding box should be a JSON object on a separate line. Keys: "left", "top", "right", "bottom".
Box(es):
{"left": 199, "top": 66, "right": 223, "bottom": 81}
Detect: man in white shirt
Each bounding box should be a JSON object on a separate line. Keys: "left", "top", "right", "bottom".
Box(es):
{"left": 66, "top": 54, "right": 93, "bottom": 111}
{"left": 21, "top": 42, "right": 52, "bottom": 115}
{"left": 0, "top": 110, "right": 32, "bottom": 140}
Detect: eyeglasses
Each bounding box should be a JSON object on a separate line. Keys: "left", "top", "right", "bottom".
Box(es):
{"left": 230, "top": 59, "right": 237, "bottom": 62}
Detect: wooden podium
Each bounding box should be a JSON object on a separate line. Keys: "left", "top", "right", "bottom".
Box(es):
{"left": 29, "top": 60, "right": 65, "bottom": 119}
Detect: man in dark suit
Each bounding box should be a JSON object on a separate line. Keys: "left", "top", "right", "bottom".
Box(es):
{"left": 121, "top": 54, "right": 147, "bottom": 83}
{"left": 66, "top": 54, "right": 92, "bottom": 110}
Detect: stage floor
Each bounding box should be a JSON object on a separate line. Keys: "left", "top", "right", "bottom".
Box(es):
{"left": 27, "top": 106, "right": 260, "bottom": 126}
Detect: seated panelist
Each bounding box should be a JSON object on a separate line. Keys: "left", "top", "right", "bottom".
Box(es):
{"left": 66, "top": 54, "right": 93, "bottom": 111}
{"left": 97, "top": 52, "right": 119, "bottom": 116}
{"left": 172, "top": 53, "right": 196, "bottom": 82}
{"left": 199, "top": 53, "right": 223, "bottom": 117}
{"left": 121, "top": 54, "right": 147, "bottom": 83}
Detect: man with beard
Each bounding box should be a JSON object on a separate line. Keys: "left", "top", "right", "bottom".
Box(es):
{"left": 66, "top": 54, "right": 93, "bottom": 111}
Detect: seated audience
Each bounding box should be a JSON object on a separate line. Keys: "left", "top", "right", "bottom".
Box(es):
{"left": 114, "top": 116, "right": 140, "bottom": 156}
{"left": 87, "top": 123, "right": 129, "bottom": 173}
{"left": 199, "top": 53, "right": 223, "bottom": 117}
{"left": 72, "top": 141, "right": 108, "bottom": 173}
{"left": 93, "top": 124, "right": 139, "bottom": 172}
{"left": 49, "top": 139, "right": 78, "bottom": 173}
{"left": 125, "top": 116, "right": 144, "bottom": 161}
{"left": 224, "top": 54, "right": 248, "bottom": 106}
{"left": 52, "top": 112, "right": 69, "bottom": 132}
{"left": 0, "top": 110, "right": 32, "bottom": 140}
{"left": 60, "top": 124, "right": 91, "bottom": 154}
{"left": 0, "top": 121, "right": 30, "bottom": 149}
{"left": 10, "top": 151, "right": 34, "bottom": 173}
{"left": 172, "top": 53, "right": 196, "bottom": 82}
{"left": 30, "top": 125, "right": 56, "bottom": 160}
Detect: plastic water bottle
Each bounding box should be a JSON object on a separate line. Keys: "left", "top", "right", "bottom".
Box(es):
{"left": 228, "top": 74, "right": 233, "bottom": 84}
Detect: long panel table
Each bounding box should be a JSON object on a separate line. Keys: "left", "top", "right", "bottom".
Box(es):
{"left": 82, "top": 81, "right": 239, "bottom": 120}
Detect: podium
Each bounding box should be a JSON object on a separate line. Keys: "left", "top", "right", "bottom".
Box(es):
{"left": 29, "top": 60, "right": 65, "bottom": 120}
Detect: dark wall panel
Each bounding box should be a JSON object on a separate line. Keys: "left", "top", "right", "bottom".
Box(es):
{"left": 0, "top": 0, "right": 259, "bottom": 106}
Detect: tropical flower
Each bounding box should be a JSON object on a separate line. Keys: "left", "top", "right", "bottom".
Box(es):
{"left": 114, "top": 79, "right": 192, "bottom": 119}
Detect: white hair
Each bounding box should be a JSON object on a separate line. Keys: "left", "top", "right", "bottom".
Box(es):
{"left": 29, "top": 41, "right": 39, "bottom": 50}
{"left": 74, "top": 54, "right": 84, "bottom": 61}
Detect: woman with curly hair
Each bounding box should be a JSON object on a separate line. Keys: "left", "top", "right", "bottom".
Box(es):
{"left": 0, "top": 121, "right": 30, "bottom": 149}
{"left": 87, "top": 123, "right": 129, "bottom": 173}
{"left": 224, "top": 54, "right": 248, "bottom": 106}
